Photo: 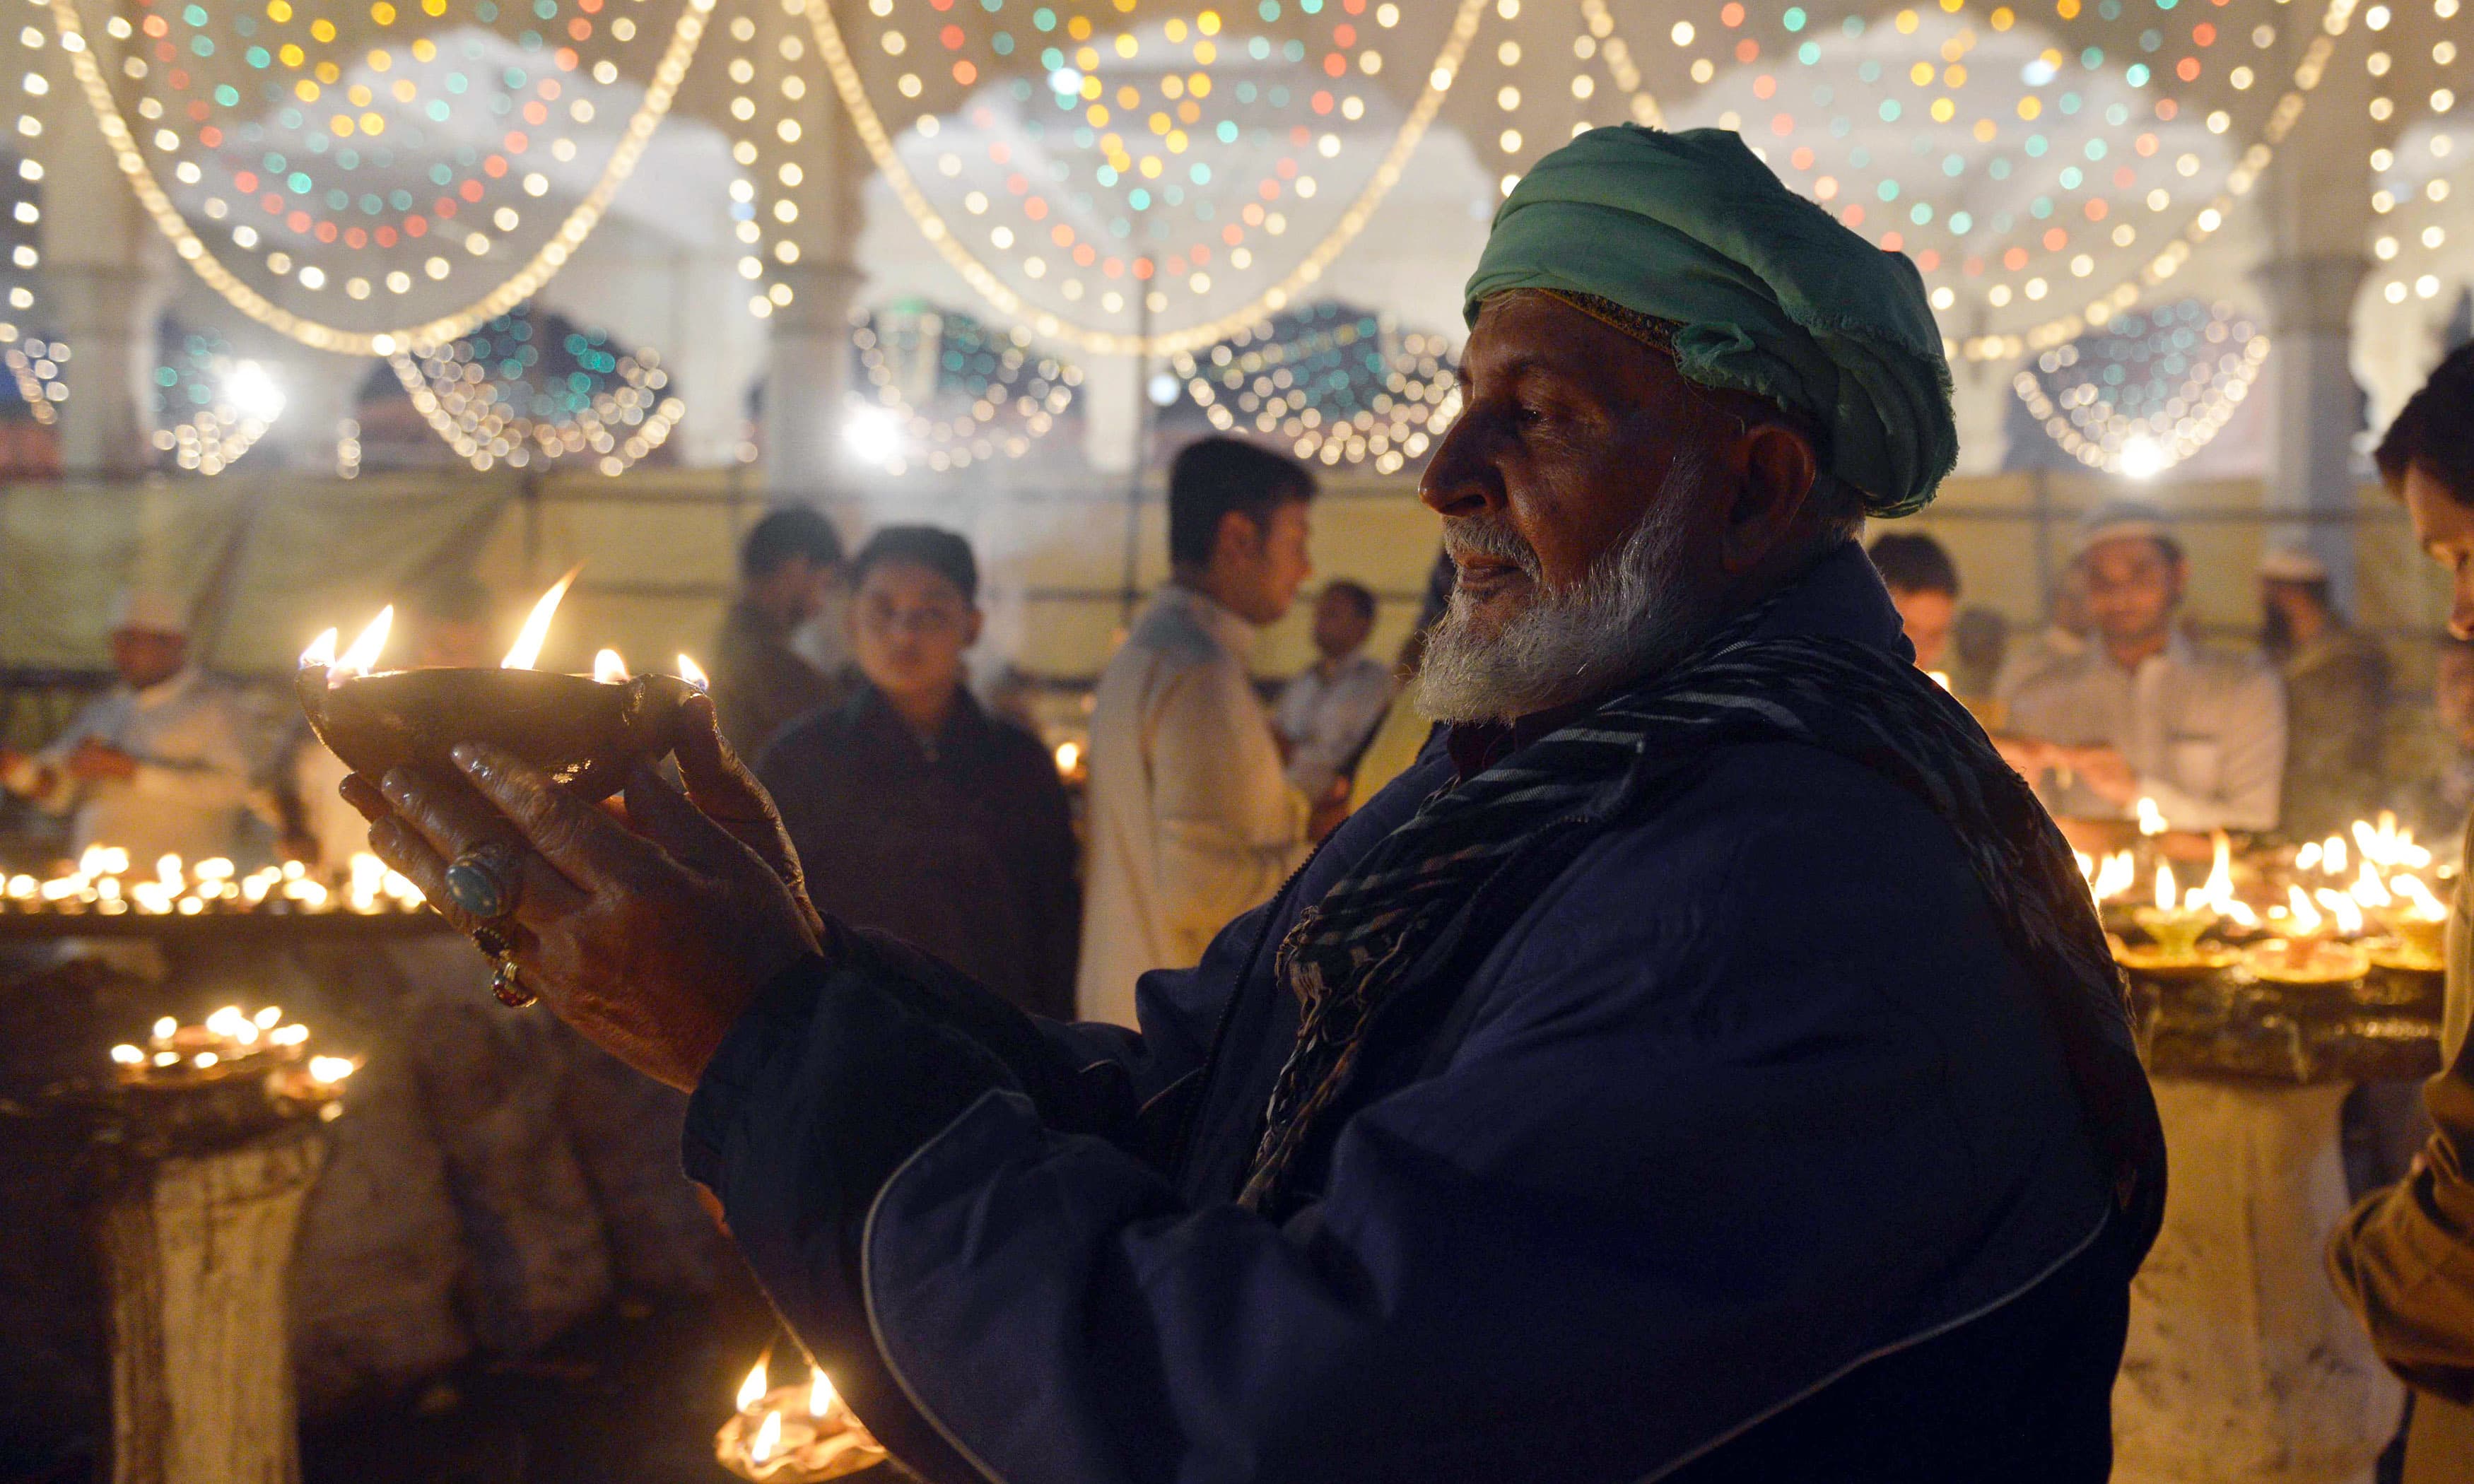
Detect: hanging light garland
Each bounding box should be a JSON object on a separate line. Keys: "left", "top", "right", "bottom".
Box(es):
{"left": 1645, "top": 0, "right": 2356, "bottom": 365}
{"left": 710, "top": 1, "right": 821, "bottom": 323}
{"left": 2010, "top": 297, "right": 2268, "bottom": 475}
{"left": 45, "top": 0, "right": 715, "bottom": 355}
{"left": 148, "top": 322, "right": 286, "bottom": 473}
{"left": 0, "top": 38, "right": 48, "bottom": 343}
{"left": 4, "top": 333, "right": 66, "bottom": 424}
{"left": 388, "top": 301, "right": 681, "bottom": 472}
{"left": 2364, "top": 0, "right": 2467, "bottom": 308}
{"left": 844, "top": 300, "right": 1079, "bottom": 476}
{"left": 802, "top": 0, "right": 1490, "bottom": 356}
{"left": 1171, "top": 300, "right": 1457, "bottom": 473}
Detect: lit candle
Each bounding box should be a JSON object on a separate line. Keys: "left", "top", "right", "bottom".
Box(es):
{"left": 502, "top": 567, "right": 582, "bottom": 670}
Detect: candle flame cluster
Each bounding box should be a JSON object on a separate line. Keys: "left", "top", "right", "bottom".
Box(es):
{"left": 3, "top": 851, "right": 425, "bottom": 917}
{"left": 2080, "top": 811, "right": 2454, "bottom": 981}
{"left": 721, "top": 1353, "right": 881, "bottom": 1481}
{"left": 107, "top": 1001, "right": 356, "bottom": 1100}
{"left": 301, "top": 568, "right": 708, "bottom": 694}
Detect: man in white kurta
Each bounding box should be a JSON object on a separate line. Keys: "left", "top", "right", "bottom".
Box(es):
{"left": 2001, "top": 507, "right": 2285, "bottom": 835}
{"left": 2, "top": 591, "right": 255, "bottom": 864}
{"left": 1077, "top": 438, "right": 1318, "bottom": 1025}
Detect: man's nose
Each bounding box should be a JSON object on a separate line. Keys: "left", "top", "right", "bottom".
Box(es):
{"left": 1417, "top": 414, "right": 1502, "bottom": 519}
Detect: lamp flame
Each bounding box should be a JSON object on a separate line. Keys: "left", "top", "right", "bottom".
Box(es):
{"left": 300, "top": 628, "right": 338, "bottom": 669}
{"left": 593, "top": 648, "right": 628, "bottom": 684}
{"left": 751, "top": 1409, "right": 782, "bottom": 1464}
{"left": 502, "top": 566, "right": 582, "bottom": 670}
{"left": 2135, "top": 796, "right": 2167, "bottom": 836}
{"left": 2398, "top": 875, "right": 2449, "bottom": 922}
{"left": 335, "top": 607, "right": 394, "bottom": 679}
{"left": 2352, "top": 861, "right": 2394, "bottom": 909}
{"left": 2154, "top": 863, "right": 2176, "bottom": 913}
{"left": 2201, "top": 832, "right": 2232, "bottom": 904}
{"left": 809, "top": 1366, "right": 834, "bottom": 1418}
{"left": 2092, "top": 849, "right": 2135, "bottom": 902}
{"left": 676, "top": 653, "right": 708, "bottom": 691}
{"left": 2316, "top": 887, "right": 2365, "bottom": 938}
{"left": 2287, "top": 885, "right": 2324, "bottom": 936}
{"left": 737, "top": 1360, "right": 768, "bottom": 1413}
{"left": 2323, "top": 835, "right": 2349, "bottom": 876}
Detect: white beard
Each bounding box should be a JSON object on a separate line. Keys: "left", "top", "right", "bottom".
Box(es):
{"left": 1417, "top": 446, "right": 1723, "bottom": 725}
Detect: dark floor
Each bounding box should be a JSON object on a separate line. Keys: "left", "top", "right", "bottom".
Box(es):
{"left": 300, "top": 1278, "right": 790, "bottom": 1484}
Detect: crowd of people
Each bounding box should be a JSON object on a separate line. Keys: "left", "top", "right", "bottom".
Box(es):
{"left": 19, "top": 134, "right": 2474, "bottom": 1472}
{"left": 1865, "top": 509, "right": 2455, "bottom": 857}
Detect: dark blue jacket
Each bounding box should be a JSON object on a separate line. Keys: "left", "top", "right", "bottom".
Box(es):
{"left": 684, "top": 543, "right": 2126, "bottom": 1483}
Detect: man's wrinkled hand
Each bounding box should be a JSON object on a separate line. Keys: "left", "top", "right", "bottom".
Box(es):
{"left": 357, "top": 736, "right": 823, "bottom": 1092}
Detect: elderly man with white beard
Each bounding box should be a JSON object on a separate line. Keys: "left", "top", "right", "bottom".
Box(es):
{"left": 351, "top": 127, "right": 2164, "bottom": 1484}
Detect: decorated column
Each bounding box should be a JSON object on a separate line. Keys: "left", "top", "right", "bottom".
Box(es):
{"left": 39, "top": 71, "right": 169, "bottom": 479}
{"left": 2254, "top": 36, "right": 2374, "bottom": 610}
{"left": 759, "top": 8, "right": 869, "bottom": 500}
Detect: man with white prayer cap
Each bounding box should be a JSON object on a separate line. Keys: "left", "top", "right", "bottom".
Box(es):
{"left": 359, "top": 126, "right": 2162, "bottom": 1481}
{"left": 2002, "top": 501, "right": 2287, "bottom": 839}
{"left": 2258, "top": 545, "right": 2393, "bottom": 839}
{"left": 1, "top": 587, "right": 255, "bottom": 863}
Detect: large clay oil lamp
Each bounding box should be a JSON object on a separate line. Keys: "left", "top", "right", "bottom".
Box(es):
{"left": 295, "top": 570, "right": 708, "bottom": 803}
{"left": 2372, "top": 873, "right": 2450, "bottom": 973}
{"left": 2246, "top": 885, "right": 2372, "bottom": 987}
{"left": 2116, "top": 861, "right": 2237, "bottom": 977}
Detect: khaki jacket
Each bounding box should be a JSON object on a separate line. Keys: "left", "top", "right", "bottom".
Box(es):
{"left": 2328, "top": 811, "right": 2474, "bottom": 1480}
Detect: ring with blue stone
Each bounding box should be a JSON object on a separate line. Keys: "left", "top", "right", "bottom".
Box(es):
{"left": 442, "top": 840, "right": 522, "bottom": 923}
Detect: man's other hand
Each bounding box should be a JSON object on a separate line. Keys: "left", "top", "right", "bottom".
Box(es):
{"left": 2056, "top": 744, "right": 2138, "bottom": 806}
{"left": 1991, "top": 734, "right": 2053, "bottom": 777}
{"left": 64, "top": 740, "right": 138, "bottom": 782}
{"left": 356, "top": 738, "right": 823, "bottom": 1092}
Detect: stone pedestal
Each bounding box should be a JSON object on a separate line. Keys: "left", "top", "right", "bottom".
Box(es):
{"left": 98, "top": 1125, "right": 326, "bottom": 1484}
{"left": 2111, "top": 1078, "right": 2403, "bottom": 1484}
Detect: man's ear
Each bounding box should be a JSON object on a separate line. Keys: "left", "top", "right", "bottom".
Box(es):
{"left": 1718, "top": 423, "right": 1821, "bottom": 575}
{"left": 962, "top": 606, "right": 986, "bottom": 649}
{"left": 1212, "top": 508, "right": 1262, "bottom": 570}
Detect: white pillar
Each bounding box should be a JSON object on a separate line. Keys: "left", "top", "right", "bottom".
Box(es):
{"left": 1950, "top": 355, "right": 2013, "bottom": 477}
{"left": 2252, "top": 36, "right": 2374, "bottom": 611}
{"left": 261, "top": 353, "right": 364, "bottom": 472}
{"left": 763, "top": 260, "right": 864, "bottom": 499}
{"left": 2254, "top": 255, "right": 2369, "bottom": 607}
{"left": 40, "top": 56, "right": 171, "bottom": 478}
{"left": 1079, "top": 353, "right": 1145, "bottom": 474}
{"left": 761, "top": 10, "right": 867, "bottom": 501}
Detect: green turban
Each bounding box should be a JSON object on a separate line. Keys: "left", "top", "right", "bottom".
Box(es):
{"left": 1464, "top": 125, "right": 1957, "bottom": 518}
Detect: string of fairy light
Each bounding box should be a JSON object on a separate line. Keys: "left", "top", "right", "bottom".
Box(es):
{"left": 389, "top": 301, "right": 681, "bottom": 471}
{"left": 150, "top": 322, "right": 285, "bottom": 473}
{"left": 2364, "top": 0, "right": 2467, "bottom": 307}
{"left": 843, "top": 302, "right": 1079, "bottom": 475}
{"left": 43, "top": 0, "right": 715, "bottom": 355}
{"left": 2010, "top": 297, "right": 2268, "bottom": 473}
{"left": 1169, "top": 302, "right": 1456, "bottom": 472}
{"left": 0, "top": 0, "right": 2422, "bottom": 476}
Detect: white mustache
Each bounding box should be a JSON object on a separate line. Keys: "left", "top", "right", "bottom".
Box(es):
{"left": 1441, "top": 519, "right": 1542, "bottom": 579}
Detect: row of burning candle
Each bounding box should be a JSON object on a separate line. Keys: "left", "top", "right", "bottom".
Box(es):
{"left": 302, "top": 568, "right": 708, "bottom": 690}
{"left": 1, "top": 849, "right": 428, "bottom": 915}
{"left": 2080, "top": 811, "right": 2453, "bottom": 980}
{"left": 106, "top": 1003, "right": 357, "bottom": 1094}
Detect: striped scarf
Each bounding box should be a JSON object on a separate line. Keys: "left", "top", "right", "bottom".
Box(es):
{"left": 1236, "top": 616, "right": 2167, "bottom": 1261}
